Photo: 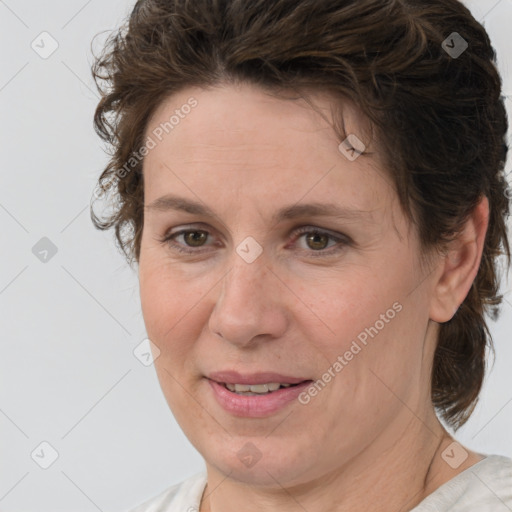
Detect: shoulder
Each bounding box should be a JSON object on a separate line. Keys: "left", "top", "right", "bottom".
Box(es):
{"left": 127, "top": 471, "right": 208, "bottom": 512}
{"left": 412, "top": 454, "right": 512, "bottom": 511}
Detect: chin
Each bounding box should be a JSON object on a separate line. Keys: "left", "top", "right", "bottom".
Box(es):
{"left": 204, "top": 439, "right": 320, "bottom": 488}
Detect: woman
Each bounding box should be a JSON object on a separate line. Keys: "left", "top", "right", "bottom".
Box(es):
{"left": 90, "top": 0, "right": 512, "bottom": 510}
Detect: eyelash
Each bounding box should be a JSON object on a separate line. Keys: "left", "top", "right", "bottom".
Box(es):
{"left": 158, "top": 225, "right": 350, "bottom": 258}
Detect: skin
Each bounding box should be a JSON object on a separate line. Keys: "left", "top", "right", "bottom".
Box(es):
{"left": 137, "top": 82, "right": 488, "bottom": 512}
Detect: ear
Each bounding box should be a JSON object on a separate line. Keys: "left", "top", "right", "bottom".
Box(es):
{"left": 429, "top": 196, "right": 490, "bottom": 323}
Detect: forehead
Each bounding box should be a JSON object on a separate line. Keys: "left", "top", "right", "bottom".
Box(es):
{"left": 144, "top": 82, "right": 374, "bottom": 159}
{"left": 141, "top": 83, "right": 392, "bottom": 214}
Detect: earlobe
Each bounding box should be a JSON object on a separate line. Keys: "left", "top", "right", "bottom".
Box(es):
{"left": 429, "top": 196, "right": 489, "bottom": 323}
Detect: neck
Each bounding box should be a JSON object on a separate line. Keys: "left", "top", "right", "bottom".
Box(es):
{"left": 199, "top": 411, "right": 477, "bottom": 512}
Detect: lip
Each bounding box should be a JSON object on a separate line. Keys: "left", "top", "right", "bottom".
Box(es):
{"left": 207, "top": 370, "right": 310, "bottom": 385}
{"left": 206, "top": 377, "right": 313, "bottom": 418}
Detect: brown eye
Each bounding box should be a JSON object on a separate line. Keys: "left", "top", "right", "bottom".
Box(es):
{"left": 160, "top": 227, "right": 215, "bottom": 255}
{"left": 292, "top": 226, "right": 350, "bottom": 258}
{"left": 305, "top": 232, "right": 329, "bottom": 250}
{"left": 183, "top": 230, "right": 208, "bottom": 247}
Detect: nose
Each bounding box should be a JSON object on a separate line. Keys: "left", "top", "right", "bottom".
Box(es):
{"left": 208, "top": 254, "right": 288, "bottom": 348}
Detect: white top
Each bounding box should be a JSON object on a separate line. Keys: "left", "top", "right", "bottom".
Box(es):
{"left": 128, "top": 455, "right": 512, "bottom": 512}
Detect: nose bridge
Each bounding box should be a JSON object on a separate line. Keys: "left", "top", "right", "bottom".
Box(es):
{"left": 218, "top": 253, "right": 268, "bottom": 320}
{"left": 208, "top": 251, "right": 287, "bottom": 346}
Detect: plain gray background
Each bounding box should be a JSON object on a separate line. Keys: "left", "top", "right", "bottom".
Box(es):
{"left": 1, "top": 0, "right": 511, "bottom": 510}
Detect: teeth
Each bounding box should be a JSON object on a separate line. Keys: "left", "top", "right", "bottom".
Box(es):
{"left": 224, "top": 382, "right": 293, "bottom": 394}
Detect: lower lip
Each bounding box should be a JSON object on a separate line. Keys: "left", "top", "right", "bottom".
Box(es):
{"left": 207, "top": 379, "right": 313, "bottom": 418}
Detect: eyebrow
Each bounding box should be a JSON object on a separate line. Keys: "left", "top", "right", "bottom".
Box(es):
{"left": 145, "top": 194, "right": 374, "bottom": 223}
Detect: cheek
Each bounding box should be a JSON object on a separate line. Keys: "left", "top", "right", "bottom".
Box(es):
{"left": 139, "top": 265, "right": 206, "bottom": 409}
{"left": 319, "top": 294, "right": 427, "bottom": 426}
{"left": 301, "top": 263, "right": 424, "bottom": 387}
{"left": 140, "top": 270, "right": 173, "bottom": 336}
{"left": 138, "top": 259, "right": 233, "bottom": 399}
{"left": 139, "top": 244, "right": 232, "bottom": 386}
{"left": 139, "top": 261, "right": 204, "bottom": 349}
{"left": 294, "top": 270, "right": 392, "bottom": 348}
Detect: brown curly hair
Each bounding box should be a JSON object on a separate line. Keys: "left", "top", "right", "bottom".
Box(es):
{"left": 90, "top": 0, "right": 510, "bottom": 430}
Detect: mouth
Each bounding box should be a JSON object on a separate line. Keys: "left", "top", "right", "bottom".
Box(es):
{"left": 206, "top": 373, "right": 314, "bottom": 417}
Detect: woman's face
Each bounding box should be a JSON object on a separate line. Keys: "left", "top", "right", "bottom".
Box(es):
{"left": 138, "top": 83, "right": 440, "bottom": 486}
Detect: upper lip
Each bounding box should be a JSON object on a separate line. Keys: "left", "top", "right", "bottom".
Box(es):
{"left": 207, "top": 371, "right": 311, "bottom": 385}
